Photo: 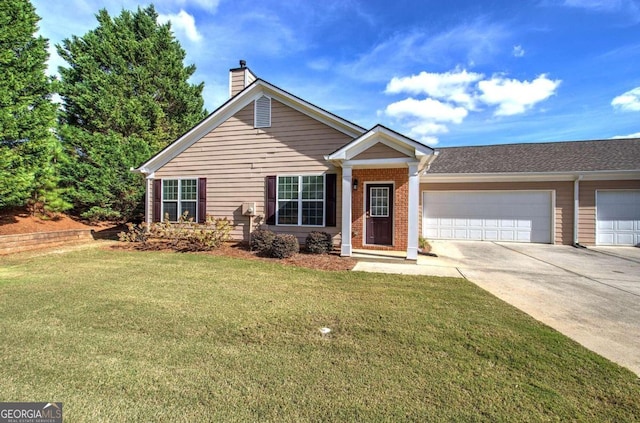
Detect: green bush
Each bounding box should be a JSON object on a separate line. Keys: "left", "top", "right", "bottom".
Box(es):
{"left": 270, "top": 234, "right": 299, "bottom": 259}
{"left": 305, "top": 231, "right": 333, "bottom": 254}
{"left": 81, "top": 206, "right": 122, "bottom": 223}
{"left": 250, "top": 228, "right": 275, "bottom": 254}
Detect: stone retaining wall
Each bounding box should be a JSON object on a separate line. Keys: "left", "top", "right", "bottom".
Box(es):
{"left": 0, "top": 229, "right": 95, "bottom": 255}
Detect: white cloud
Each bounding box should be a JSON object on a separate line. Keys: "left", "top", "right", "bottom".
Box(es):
{"left": 158, "top": 10, "right": 202, "bottom": 43}
{"left": 385, "top": 98, "right": 468, "bottom": 124}
{"left": 409, "top": 122, "right": 450, "bottom": 135}
{"left": 416, "top": 135, "right": 440, "bottom": 145}
{"left": 383, "top": 70, "right": 562, "bottom": 143}
{"left": 385, "top": 69, "right": 483, "bottom": 109}
{"left": 512, "top": 45, "right": 525, "bottom": 57}
{"left": 478, "top": 74, "right": 561, "bottom": 116}
{"left": 406, "top": 123, "right": 448, "bottom": 144}
{"left": 612, "top": 131, "right": 640, "bottom": 139}
{"left": 611, "top": 87, "right": 640, "bottom": 111}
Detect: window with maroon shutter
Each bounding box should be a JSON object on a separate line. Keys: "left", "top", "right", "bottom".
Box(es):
{"left": 160, "top": 178, "right": 199, "bottom": 222}
{"left": 268, "top": 174, "right": 336, "bottom": 226}
{"left": 198, "top": 178, "right": 207, "bottom": 223}
{"left": 153, "top": 179, "right": 162, "bottom": 222}
{"left": 266, "top": 176, "right": 276, "bottom": 225}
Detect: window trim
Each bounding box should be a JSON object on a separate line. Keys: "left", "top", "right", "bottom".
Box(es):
{"left": 275, "top": 174, "right": 326, "bottom": 227}
{"left": 161, "top": 178, "right": 198, "bottom": 222}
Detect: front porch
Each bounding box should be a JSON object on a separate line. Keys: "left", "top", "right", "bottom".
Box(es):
{"left": 325, "top": 125, "right": 436, "bottom": 260}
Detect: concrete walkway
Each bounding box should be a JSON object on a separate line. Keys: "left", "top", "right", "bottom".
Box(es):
{"left": 353, "top": 241, "right": 640, "bottom": 376}
{"left": 352, "top": 250, "right": 463, "bottom": 277}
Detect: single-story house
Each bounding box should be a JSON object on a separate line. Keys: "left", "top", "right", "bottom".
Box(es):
{"left": 134, "top": 62, "right": 640, "bottom": 258}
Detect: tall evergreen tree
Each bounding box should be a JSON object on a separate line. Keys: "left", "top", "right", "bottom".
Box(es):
{"left": 0, "top": 0, "right": 69, "bottom": 213}
{"left": 57, "top": 5, "right": 206, "bottom": 221}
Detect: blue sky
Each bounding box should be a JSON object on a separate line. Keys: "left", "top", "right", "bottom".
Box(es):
{"left": 33, "top": 0, "right": 640, "bottom": 146}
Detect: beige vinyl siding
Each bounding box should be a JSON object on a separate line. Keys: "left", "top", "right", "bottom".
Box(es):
{"left": 230, "top": 71, "right": 245, "bottom": 97}
{"left": 578, "top": 180, "right": 640, "bottom": 245}
{"left": 352, "top": 142, "right": 410, "bottom": 160}
{"left": 154, "top": 99, "right": 352, "bottom": 243}
{"left": 420, "top": 181, "right": 574, "bottom": 245}
{"left": 230, "top": 68, "right": 258, "bottom": 97}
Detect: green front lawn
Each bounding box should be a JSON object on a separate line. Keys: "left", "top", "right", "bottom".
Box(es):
{"left": 1, "top": 247, "right": 638, "bottom": 421}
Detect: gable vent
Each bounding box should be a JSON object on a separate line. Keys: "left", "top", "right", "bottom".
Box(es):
{"left": 254, "top": 95, "right": 271, "bottom": 128}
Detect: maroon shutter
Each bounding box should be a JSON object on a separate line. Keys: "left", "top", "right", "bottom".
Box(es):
{"left": 152, "top": 179, "right": 162, "bottom": 222}
{"left": 325, "top": 174, "right": 337, "bottom": 227}
{"left": 266, "top": 175, "right": 276, "bottom": 225}
{"left": 198, "top": 178, "right": 207, "bottom": 223}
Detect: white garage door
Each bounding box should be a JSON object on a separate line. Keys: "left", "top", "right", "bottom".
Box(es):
{"left": 596, "top": 190, "right": 640, "bottom": 246}
{"left": 423, "top": 191, "right": 553, "bottom": 243}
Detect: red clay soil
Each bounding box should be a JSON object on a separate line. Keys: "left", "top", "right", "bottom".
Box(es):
{"left": 0, "top": 209, "right": 117, "bottom": 236}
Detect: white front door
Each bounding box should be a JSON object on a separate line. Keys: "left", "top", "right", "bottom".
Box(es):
{"left": 596, "top": 190, "right": 640, "bottom": 246}
{"left": 423, "top": 191, "right": 553, "bottom": 243}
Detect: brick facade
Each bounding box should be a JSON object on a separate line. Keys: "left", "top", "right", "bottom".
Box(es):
{"left": 352, "top": 168, "right": 409, "bottom": 251}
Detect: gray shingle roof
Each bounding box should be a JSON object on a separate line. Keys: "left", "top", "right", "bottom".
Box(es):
{"left": 426, "top": 138, "right": 640, "bottom": 174}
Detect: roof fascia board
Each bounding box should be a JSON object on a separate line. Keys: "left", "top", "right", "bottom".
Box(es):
{"left": 421, "top": 170, "right": 640, "bottom": 183}
{"left": 328, "top": 125, "right": 433, "bottom": 161}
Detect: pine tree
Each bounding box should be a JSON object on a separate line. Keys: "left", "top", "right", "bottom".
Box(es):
{"left": 57, "top": 5, "right": 206, "bottom": 221}
{"left": 0, "top": 0, "right": 69, "bottom": 213}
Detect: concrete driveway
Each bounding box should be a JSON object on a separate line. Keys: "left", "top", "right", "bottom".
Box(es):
{"left": 354, "top": 241, "right": 640, "bottom": 375}
{"left": 423, "top": 240, "right": 640, "bottom": 376}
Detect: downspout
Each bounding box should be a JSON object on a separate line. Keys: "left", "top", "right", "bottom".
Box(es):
{"left": 573, "top": 175, "right": 587, "bottom": 248}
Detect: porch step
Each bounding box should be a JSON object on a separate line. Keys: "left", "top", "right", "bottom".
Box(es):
{"left": 351, "top": 249, "right": 408, "bottom": 262}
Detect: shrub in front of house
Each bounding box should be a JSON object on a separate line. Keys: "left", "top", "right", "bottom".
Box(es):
{"left": 305, "top": 231, "right": 334, "bottom": 254}
{"left": 118, "top": 222, "right": 151, "bottom": 243}
{"left": 118, "top": 213, "right": 231, "bottom": 251}
{"left": 250, "top": 228, "right": 276, "bottom": 254}
{"left": 182, "top": 216, "right": 232, "bottom": 251}
{"left": 270, "top": 234, "right": 299, "bottom": 258}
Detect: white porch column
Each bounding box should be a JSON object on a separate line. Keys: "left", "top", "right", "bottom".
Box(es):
{"left": 407, "top": 162, "right": 420, "bottom": 260}
{"left": 341, "top": 166, "right": 353, "bottom": 256}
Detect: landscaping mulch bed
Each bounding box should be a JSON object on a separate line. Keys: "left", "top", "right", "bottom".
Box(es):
{"left": 110, "top": 241, "right": 357, "bottom": 271}
{"left": 1, "top": 209, "right": 356, "bottom": 271}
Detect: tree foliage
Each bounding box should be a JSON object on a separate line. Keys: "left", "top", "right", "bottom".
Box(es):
{"left": 0, "top": 0, "right": 69, "bottom": 213}
{"left": 57, "top": 5, "right": 206, "bottom": 221}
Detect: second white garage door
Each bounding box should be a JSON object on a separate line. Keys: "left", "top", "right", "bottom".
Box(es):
{"left": 423, "top": 191, "right": 553, "bottom": 243}
{"left": 596, "top": 190, "right": 640, "bottom": 246}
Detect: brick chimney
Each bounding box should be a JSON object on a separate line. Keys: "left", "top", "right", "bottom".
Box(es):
{"left": 229, "top": 60, "right": 257, "bottom": 97}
